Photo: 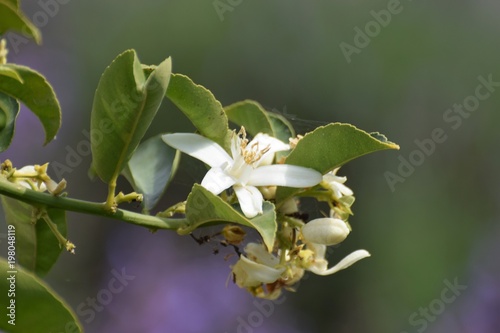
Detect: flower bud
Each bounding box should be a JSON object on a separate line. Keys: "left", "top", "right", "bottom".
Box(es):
{"left": 15, "top": 165, "right": 47, "bottom": 191}
{"left": 278, "top": 198, "right": 298, "bottom": 215}
{"left": 222, "top": 225, "right": 245, "bottom": 245}
{"left": 301, "top": 217, "right": 350, "bottom": 245}
{"left": 260, "top": 186, "right": 277, "bottom": 200}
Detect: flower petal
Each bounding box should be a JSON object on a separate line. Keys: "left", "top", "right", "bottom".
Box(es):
{"left": 245, "top": 242, "right": 280, "bottom": 267}
{"left": 323, "top": 172, "right": 347, "bottom": 184}
{"left": 308, "top": 243, "right": 327, "bottom": 260}
{"left": 248, "top": 165, "right": 322, "bottom": 188}
{"left": 251, "top": 134, "right": 290, "bottom": 167}
{"left": 232, "top": 255, "right": 285, "bottom": 288}
{"left": 162, "top": 133, "right": 232, "bottom": 167}
{"left": 234, "top": 185, "right": 263, "bottom": 218}
{"left": 17, "top": 165, "right": 38, "bottom": 175}
{"left": 201, "top": 167, "right": 235, "bottom": 195}
{"left": 308, "top": 249, "right": 371, "bottom": 276}
{"left": 333, "top": 182, "right": 354, "bottom": 197}
{"left": 251, "top": 133, "right": 290, "bottom": 151}
{"left": 15, "top": 165, "right": 47, "bottom": 191}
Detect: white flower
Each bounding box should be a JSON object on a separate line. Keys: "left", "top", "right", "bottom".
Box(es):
{"left": 301, "top": 217, "right": 350, "bottom": 246}
{"left": 162, "top": 129, "right": 322, "bottom": 218}
{"left": 231, "top": 243, "right": 285, "bottom": 288}
{"left": 322, "top": 167, "right": 353, "bottom": 200}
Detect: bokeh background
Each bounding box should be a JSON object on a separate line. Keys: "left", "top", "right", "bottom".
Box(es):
{"left": 2, "top": 0, "right": 499, "bottom": 332}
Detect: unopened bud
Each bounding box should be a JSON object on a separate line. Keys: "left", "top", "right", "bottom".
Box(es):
{"left": 260, "top": 186, "right": 277, "bottom": 200}
{"left": 222, "top": 225, "right": 246, "bottom": 245}
{"left": 301, "top": 217, "right": 350, "bottom": 245}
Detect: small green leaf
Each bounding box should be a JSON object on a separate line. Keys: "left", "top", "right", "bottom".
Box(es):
{"left": 0, "top": 258, "right": 82, "bottom": 333}
{"left": 184, "top": 184, "right": 277, "bottom": 251}
{"left": 275, "top": 123, "right": 400, "bottom": 203}
{"left": 0, "top": 64, "right": 61, "bottom": 145}
{"left": 225, "top": 100, "right": 274, "bottom": 136}
{"left": 166, "top": 73, "right": 232, "bottom": 152}
{"left": 0, "top": 1, "right": 41, "bottom": 43}
{"left": 90, "top": 50, "right": 172, "bottom": 184}
{"left": 122, "top": 135, "right": 180, "bottom": 212}
{"left": 0, "top": 65, "right": 23, "bottom": 83}
{"left": 1, "top": 197, "right": 66, "bottom": 277}
{"left": 0, "top": 91, "right": 19, "bottom": 152}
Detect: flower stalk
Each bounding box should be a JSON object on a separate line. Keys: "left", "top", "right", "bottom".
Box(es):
{"left": 38, "top": 209, "right": 76, "bottom": 254}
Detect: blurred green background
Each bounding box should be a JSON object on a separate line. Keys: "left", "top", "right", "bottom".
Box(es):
{"left": 2, "top": 0, "right": 499, "bottom": 332}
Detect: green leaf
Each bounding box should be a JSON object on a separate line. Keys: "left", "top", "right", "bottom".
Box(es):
{"left": 184, "top": 184, "right": 277, "bottom": 251}
{"left": 3, "top": 0, "right": 18, "bottom": 9}
{"left": 122, "top": 134, "right": 180, "bottom": 212}
{"left": 267, "top": 110, "right": 295, "bottom": 143}
{"left": 90, "top": 50, "right": 172, "bottom": 184}
{"left": 275, "top": 123, "right": 400, "bottom": 203}
{"left": 266, "top": 110, "right": 296, "bottom": 161}
{"left": 0, "top": 1, "right": 41, "bottom": 43}
{"left": 0, "top": 258, "right": 82, "bottom": 333}
{"left": 0, "top": 91, "right": 19, "bottom": 152}
{"left": 166, "top": 73, "right": 232, "bottom": 151}
{"left": 0, "top": 65, "right": 23, "bottom": 83}
{"left": 225, "top": 100, "right": 274, "bottom": 136}
{"left": 0, "top": 64, "right": 61, "bottom": 145}
{"left": 1, "top": 197, "right": 66, "bottom": 277}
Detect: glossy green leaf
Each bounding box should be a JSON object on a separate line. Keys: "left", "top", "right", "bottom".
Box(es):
{"left": 275, "top": 123, "right": 400, "bottom": 203}
{"left": 122, "top": 135, "right": 180, "bottom": 212}
{"left": 166, "top": 73, "right": 232, "bottom": 152}
{"left": 0, "top": 65, "right": 23, "bottom": 83}
{"left": 0, "top": 91, "right": 19, "bottom": 152}
{"left": 0, "top": 258, "right": 82, "bottom": 333}
{"left": 225, "top": 100, "right": 274, "bottom": 136}
{"left": 90, "top": 50, "right": 172, "bottom": 184}
{"left": 0, "top": 64, "right": 61, "bottom": 145}
{"left": 0, "top": 1, "right": 41, "bottom": 43}
{"left": 184, "top": 184, "right": 277, "bottom": 251}
{"left": 1, "top": 197, "right": 66, "bottom": 277}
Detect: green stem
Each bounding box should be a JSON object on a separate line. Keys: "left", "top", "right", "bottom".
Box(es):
{"left": 0, "top": 178, "right": 187, "bottom": 230}
{"left": 40, "top": 210, "right": 76, "bottom": 253}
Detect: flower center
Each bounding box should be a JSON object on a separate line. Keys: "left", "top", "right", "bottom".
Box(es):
{"left": 238, "top": 127, "right": 270, "bottom": 165}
